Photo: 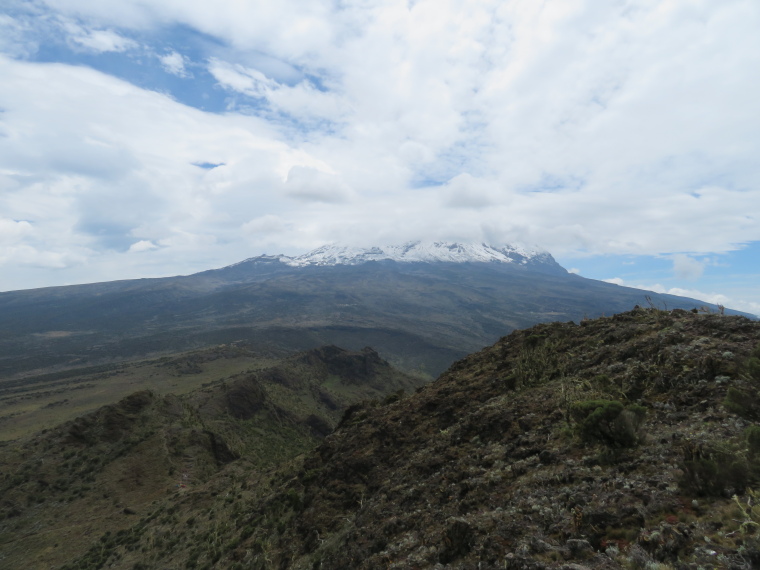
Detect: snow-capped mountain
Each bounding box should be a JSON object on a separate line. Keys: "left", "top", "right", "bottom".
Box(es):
{"left": 282, "top": 241, "right": 550, "bottom": 266}
{"left": 233, "top": 241, "right": 564, "bottom": 271}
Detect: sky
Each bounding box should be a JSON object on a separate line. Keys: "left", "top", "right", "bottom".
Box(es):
{"left": 0, "top": 1, "right": 758, "bottom": 316}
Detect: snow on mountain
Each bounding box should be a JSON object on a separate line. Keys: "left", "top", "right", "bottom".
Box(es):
{"left": 280, "top": 241, "right": 556, "bottom": 267}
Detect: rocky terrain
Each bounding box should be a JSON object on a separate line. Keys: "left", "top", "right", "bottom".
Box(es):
{"left": 4, "top": 307, "right": 760, "bottom": 569}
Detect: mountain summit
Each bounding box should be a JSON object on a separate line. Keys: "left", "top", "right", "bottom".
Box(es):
{"left": 284, "top": 241, "right": 557, "bottom": 266}
{"left": 237, "top": 241, "right": 566, "bottom": 274}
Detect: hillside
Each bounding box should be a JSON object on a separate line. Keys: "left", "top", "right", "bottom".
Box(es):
{"left": 0, "top": 242, "right": 749, "bottom": 381}
{"left": 0, "top": 345, "right": 423, "bottom": 569}
{"left": 38, "top": 307, "right": 760, "bottom": 569}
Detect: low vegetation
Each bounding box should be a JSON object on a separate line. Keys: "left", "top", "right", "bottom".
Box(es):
{"left": 0, "top": 345, "right": 423, "bottom": 568}
{"left": 2, "top": 308, "right": 760, "bottom": 569}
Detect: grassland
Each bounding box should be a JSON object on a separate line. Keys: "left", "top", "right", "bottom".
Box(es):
{"left": 0, "top": 344, "right": 280, "bottom": 441}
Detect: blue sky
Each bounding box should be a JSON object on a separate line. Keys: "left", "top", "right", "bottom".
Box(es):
{"left": 0, "top": 0, "right": 758, "bottom": 315}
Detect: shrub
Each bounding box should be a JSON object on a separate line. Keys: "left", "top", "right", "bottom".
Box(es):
{"left": 725, "top": 388, "right": 760, "bottom": 421}
{"left": 725, "top": 343, "right": 760, "bottom": 420}
{"left": 570, "top": 400, "right": 646, "bottom": 448}
{"left": 678, "top": 441, "right": 760, "bottom": 496}
{"left": 746, "top": 426, "right": 760, "bottom": 457}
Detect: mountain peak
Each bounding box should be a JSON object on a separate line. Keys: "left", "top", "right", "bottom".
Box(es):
{"left": 279, "top": 241, "right": 562, "bottom": 269}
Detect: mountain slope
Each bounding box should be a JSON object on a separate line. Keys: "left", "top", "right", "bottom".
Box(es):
{"left": 54, "top": 308, "right": 760, "bottom": 569}
{"left": 0, "top": 345, "right": 423, "bottom": 569}
{"left": 0, "top": 243, "right": 750, "bottom": 381}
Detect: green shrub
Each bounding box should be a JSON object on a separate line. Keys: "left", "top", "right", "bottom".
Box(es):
{"left": 284, "top": 489, "right": 302, "bottom": 509}
{"left": 570, "top": 400, "right": 646, "bottom": 448}
{"left": 746, "top": 426, "right": 760, "bottom": 457}
{"left": 679, "top": 445, "right": 751, "bottom": 496}
{"left": 725, "top": 343, "right": 760, "bottom": 420}
{"left": 725, "top": 388, "right": 760, "bottom": 421}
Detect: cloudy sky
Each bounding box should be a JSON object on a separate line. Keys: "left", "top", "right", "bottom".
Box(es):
{"left": 1, "top": 1, "right": 758, "bottom": 315}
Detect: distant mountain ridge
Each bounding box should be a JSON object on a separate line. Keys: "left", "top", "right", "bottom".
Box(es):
{"left": 0, "top": 240, "right": 753, "bottom": 381}
{"left": 232, "top": 241, "right": 565, "bottom": 274}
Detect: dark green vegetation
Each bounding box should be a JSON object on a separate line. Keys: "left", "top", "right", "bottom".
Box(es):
{"left": 569, "top": 400, "right": 647, "bottom": 448}
{"left": 3, "top": 308, "right": 760, "bottom": 568}
{"left": 0, "top": 258, "right": 747, "bottom": 383}
{"left": 0, "top": 346, "right": 423, "bottom": 568}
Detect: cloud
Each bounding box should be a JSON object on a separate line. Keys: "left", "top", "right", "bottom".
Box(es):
{"left": 671, "top": 254, "right": 706, "bottom": 280}
{"left": 62, "top": 21, "right": 138, "bottom": 53}
{"left": 0, "top": 54, "right": 306, "bottom": 285}
{"left": 208, "top": 58, "right": 346, "bottom": 122}
{"left": 208, "top": 59, "right": 278, "bottom": 97}
{"left": 443, "top": 174, "right": 500, "bottom": 209}
{"left": 0, "top": 218, "right": 33, "bottom": 244}
{"left": 242, "top": 214, "right": 289, "bottom": 235}
{"left": 0, "top": 14, "right": 39, "bottom": 58}
{"left": 603, "top": 278, "right": 760, "bottom": 318}
{"left": 284, "top": 166, "right": 353, "bottom": 203}
{"left": 128, "top": 240, "right": 157, "bottom": 253}
{"left": 0, "top": 0, "right": 758, "bottom": 307}
{"left": 159, "top": 51, "right": 189, "bottom": 77}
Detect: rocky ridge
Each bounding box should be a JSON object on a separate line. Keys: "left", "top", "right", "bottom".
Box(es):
{"left": 61, "top": 307, "right": 760, "bottom": 569}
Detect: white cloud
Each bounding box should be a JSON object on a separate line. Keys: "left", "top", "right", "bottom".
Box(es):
{"left": 0, "top": 14, "right": 39, "bottom": 58}
{"left": 62, "top": 21, "right": 138, "bottom": 53}
{"left": 128, "top": 240, "right": 157, "bottom": 253}
{"left": 242, "top": 214, "right": 289, "bottom": 235}
{"left": 208, "top": 58, "right": 346, "bottom": 122}
{"left": 671, "top": 254, "right": 707, "bottom": 280}
{"left": 0, "top": 55, "right": 311, "bottom": 285}
{"left": 604, "top": 278, "right": 760, "bottom": 318}
{"left": 0, "top": 0, "right": 758, "bottom": 304}
{"left": 159, "top": 51, "right": 189, "bottom": 77}
{"left": 443, "top": 174, "right": 500, "bottom": 209}
{"left": 208, "top": 59, "right": 277, "bottom": 97}
{"left": 284, "top": 166, "right": 353, "bottom": 203}
{"left": 0, "top": 218, "right": 33, "bottom": 244}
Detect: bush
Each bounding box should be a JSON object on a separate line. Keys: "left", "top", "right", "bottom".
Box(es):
{"left": 725, "top": 343, "right": 760, "bottom": 420}
{"left": 679, "top": 435, "right": 760, "bottom": 496}
{"left": 570, "top": 400, "right": 646, "bottom": 448}
{"left": 746, "top": 426, "right": 760, "bottom": 457}
{"left": 725, "top": 387, "right": 760, "bottom": 421}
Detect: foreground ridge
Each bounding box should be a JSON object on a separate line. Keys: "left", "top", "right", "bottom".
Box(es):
{"left": 58, "top": 308, "right": 760, "bottom": 569}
